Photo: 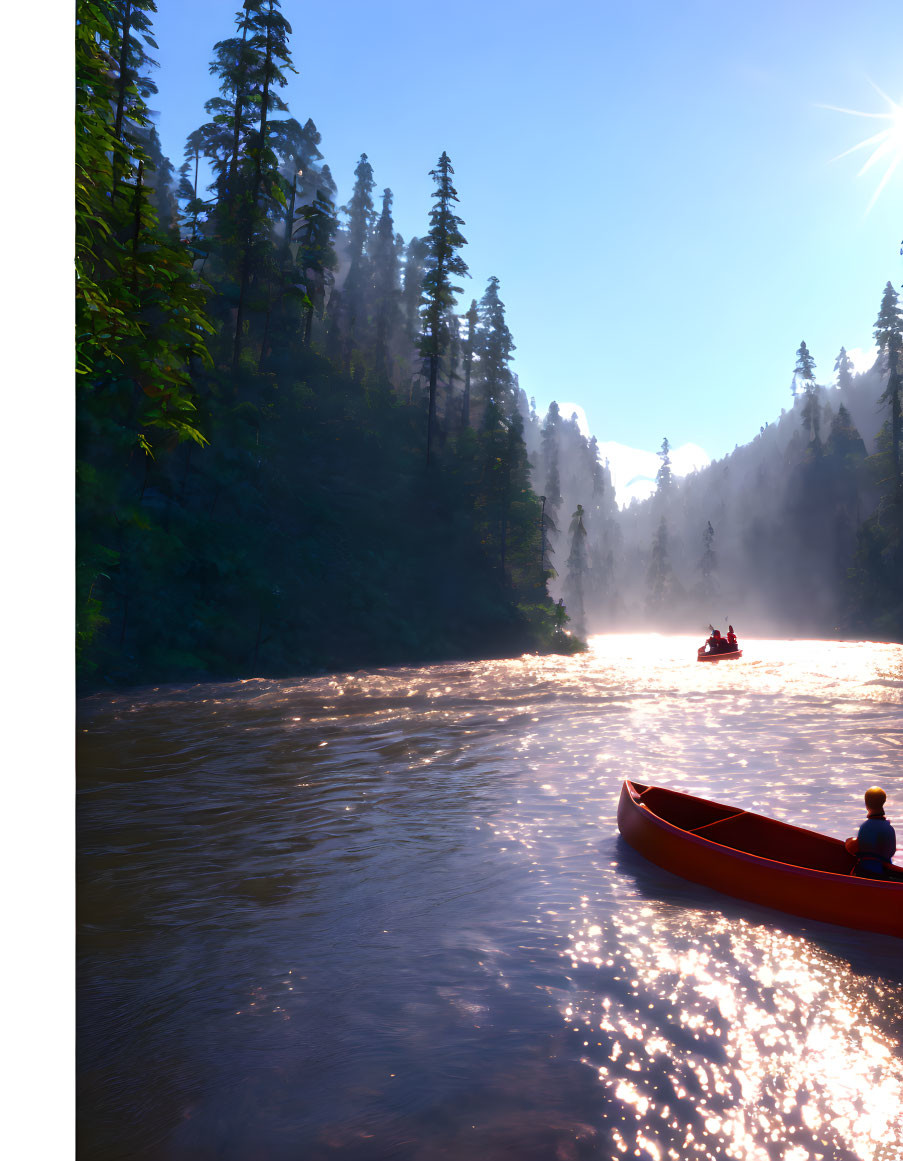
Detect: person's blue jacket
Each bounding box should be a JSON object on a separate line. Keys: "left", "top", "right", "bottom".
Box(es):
{"left": 855, "top": 816, "right": 896, "bottom": 877}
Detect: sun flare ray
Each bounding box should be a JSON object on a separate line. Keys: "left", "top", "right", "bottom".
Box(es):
{"left": 819, "top": 86, "right": 903, "bottom": 210}
{"left": 866, "top": 154, "right": 902, "bottom": 213}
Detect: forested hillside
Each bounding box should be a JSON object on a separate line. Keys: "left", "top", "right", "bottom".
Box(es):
{"left": 76, "top": 0, "right": 901, "bottom": 690}
{"left": 76, "top": 0, "right": 578, "bottom": 686}
{"left": 527, "top": 326, "right": 903, "bottom": 640}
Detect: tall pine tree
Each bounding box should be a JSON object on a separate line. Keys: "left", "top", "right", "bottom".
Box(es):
{"left": 646, "top": 517, "right": 675, "bottom": 616}
{"left": 476, "top": 276, "right": 516, "bottom": 427}
{"left": 700, "top": 521, "right": 717, "bottom": 599}
{"left": 834, "top": 346, "right": 855, "bottom": 392}
{"left": 564, "top": 504, "right": 589, "bottom": 639}
{"left": 541, "top": 400, "right": 562, "bottom": 535}
{"left": 460, "top": 298, "right": 478, "bottom": 430}
{"left": 795, "top": 341, "right": 820, "bottom": 442}
{"left": 370, "top": 187, "right": 402, "bottom": 389}
{"left": 338, "top": 153, "right": 376, "bottom": 376}
{"left": 656, "top": 437, "right": 673, "bottom": 497}
{"left": 231, "top": 0, "right": 294, "bottom": 372}
{"left": 874, "top": 281, "right": 903, "bottom": 491}
{"left": 419, "top": 152, "right": 468, "bottom": 464}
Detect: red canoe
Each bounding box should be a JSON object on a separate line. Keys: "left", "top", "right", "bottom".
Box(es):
{"left": 697, "top": 646, "right": 742, "bottom": 662}
{"left": 617, "top": 779, "right": 903, "bottom": 938}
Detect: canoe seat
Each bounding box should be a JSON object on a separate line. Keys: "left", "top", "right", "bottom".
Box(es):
{"left": 688, "top": 811, "right": 855, "bottom": 875}
{"left": 638, "top": 785, "right": 742, "bottom": 833}
{"left": 691, "top": 811, "right": 748, "bottom": 834}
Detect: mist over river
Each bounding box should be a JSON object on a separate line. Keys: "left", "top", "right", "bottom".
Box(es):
{"left": 78, "top": 635, "right": 903, "bottom": 1161}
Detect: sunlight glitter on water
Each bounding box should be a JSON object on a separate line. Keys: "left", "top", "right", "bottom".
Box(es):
{"left": 78, "top": 635, "right": 903, "bottom": 1160}
{"left": 563, "top": 901, "right": 903, "bottom": 1161}
{"left": 477, "top": 636, "right": 903, "bottom": 1160}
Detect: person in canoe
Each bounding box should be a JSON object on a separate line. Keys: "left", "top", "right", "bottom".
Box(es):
{"left": 845, "top": 787, "right": 897, "bottom": 879}
{"left": 726, "top": 625, "right": 738, "bottom": 650}
{"left": 702, "top": 628, "right": 723, "bottom": 654}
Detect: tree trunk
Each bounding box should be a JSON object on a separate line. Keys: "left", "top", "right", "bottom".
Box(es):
{"left": 426, "top": 353, "right": 438, "bottom": 466}
{"left": 462, "top": 354, "right": 471, "bottom": 430}
{"left": 500, "top": 457, "right": 510, "bottom": 575}
{"left": 113, "top": 0, "right": 133, "bottom": 151}
{"left": 130, "top": 160, "right": 144, "bottom": 294}
{"left": 539, "top": 496, "right": 547, "bottom": 582}
{"left": 892, "top": 385, "right": 901, "bottom": 516}
{"left": 283, "top": 173, "right": 297, "bottom": 263}
{"left": 233, "top": 255, "right": 250, "bottom": 373}
{"left": 258, "top": 276, "right": 273, "bottom": 371}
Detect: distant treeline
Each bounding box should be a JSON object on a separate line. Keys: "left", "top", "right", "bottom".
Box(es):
{"left": 529, "top": 325, "right": 902, "bottom": 639}
{"left": 76, "top": 0, "right": 583, "bottom": 687}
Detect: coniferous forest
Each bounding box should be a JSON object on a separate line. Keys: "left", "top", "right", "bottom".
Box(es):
{"left": 76, "top": 0, "right": 902, "bottom": 688}
{"left": 76, "top": 0, "right": 577, "bottom": 686}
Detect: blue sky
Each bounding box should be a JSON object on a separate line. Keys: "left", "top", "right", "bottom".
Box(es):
{"left": 144, "top": 0, "right": 903, "bottom": 463}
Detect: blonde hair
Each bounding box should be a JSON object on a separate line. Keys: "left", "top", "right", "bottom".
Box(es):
{"left": 864, "top": 786, "right": 887, "bottom": 817}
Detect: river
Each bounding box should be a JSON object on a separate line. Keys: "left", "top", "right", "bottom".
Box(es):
{"left": 77, "top": 635, "right": 903, "bottom": 1161}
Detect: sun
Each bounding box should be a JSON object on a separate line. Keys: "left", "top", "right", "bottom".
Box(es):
{"left": 821, "top": 83, "right": 903, "bottom": 211}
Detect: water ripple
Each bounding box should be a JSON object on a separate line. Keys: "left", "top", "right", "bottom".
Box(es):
{"left": 78, "top": 635, "right": 903, "bottom": 1160}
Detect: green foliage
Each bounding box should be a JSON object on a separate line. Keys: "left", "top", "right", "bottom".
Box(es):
{"left": 76, "top": 0, "right": 214, "bottom": 660}
{"left": 295, "top": 187, "right": 338, "bottom": 341}
{"left": 76, "top": 2, "right": 212, "bottom": 442}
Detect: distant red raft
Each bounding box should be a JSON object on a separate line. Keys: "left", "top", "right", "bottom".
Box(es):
{"left": 697, "top": 646, "right": 742, "bottom": 662}
{"left": 617, "top": 779, "right": 903, "bottom": 938}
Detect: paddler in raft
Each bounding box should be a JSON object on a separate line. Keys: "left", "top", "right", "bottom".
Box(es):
{"left": 845, "top": 787, "right": 897, "bottom": 879}
{"left": 700, "top": 627, "right": 737, "bottom": 655}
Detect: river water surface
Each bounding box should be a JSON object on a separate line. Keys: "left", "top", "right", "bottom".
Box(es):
{"left": 78, "top": 635, "right": 903, "bottom": 1161}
